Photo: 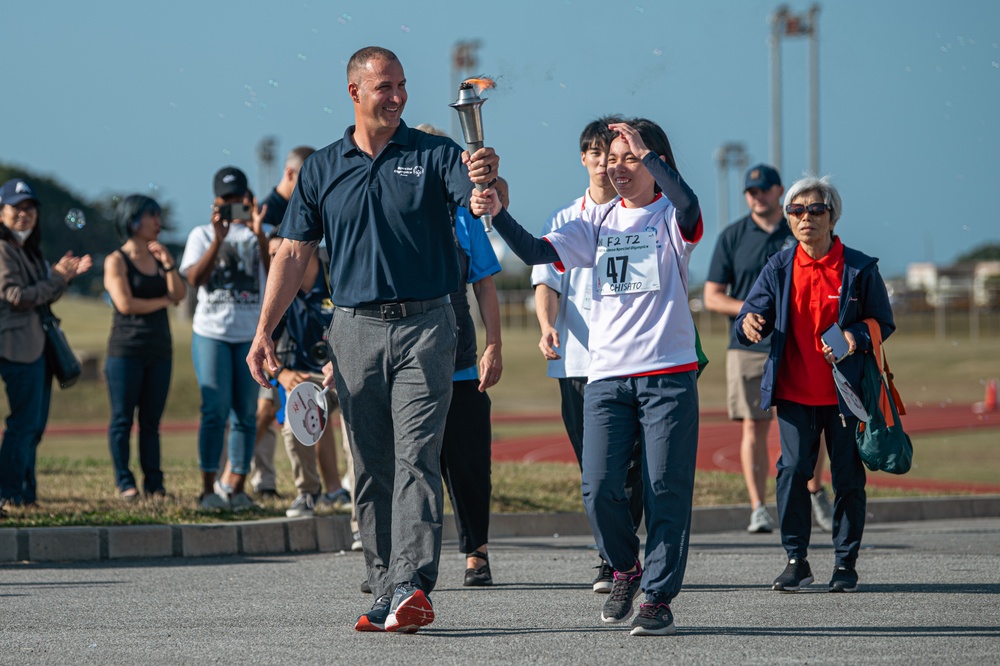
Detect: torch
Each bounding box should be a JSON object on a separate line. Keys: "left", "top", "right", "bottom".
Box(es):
{"left": 450, "top": 77, "right": 495, "bottom": 232}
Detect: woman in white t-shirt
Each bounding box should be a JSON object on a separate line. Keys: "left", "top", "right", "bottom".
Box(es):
{"left": 180, "top": 167, "right": 271, "bottom": 512}
{"left": 471, "top": 120, "right": 702, "bottom": 637}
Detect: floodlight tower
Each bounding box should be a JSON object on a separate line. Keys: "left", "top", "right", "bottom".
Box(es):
{"left": 769, "top": 4, "right": 820, "bottom": 174}
{"left": 715, "top": 142, "right": 749, "bottom": 231}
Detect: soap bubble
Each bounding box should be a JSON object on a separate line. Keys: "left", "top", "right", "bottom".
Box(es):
{"left": 400, "top": 25, "right": 410, "bottom": 32}
{"left": 65, "top": 208, "right": 86, "bottom": 230}
{"left": 653, "top": 48, "right": 662, "bottom": 56}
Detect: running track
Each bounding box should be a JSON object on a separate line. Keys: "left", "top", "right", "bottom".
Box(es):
{"left": 47, "top": 404, "right": 1000, "bottom": 493}
{"left": 488, "top": 404, "right": 1000, "bottom": 494}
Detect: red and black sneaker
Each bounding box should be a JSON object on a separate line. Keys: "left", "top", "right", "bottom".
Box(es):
{"left": 384, "top": 582, "right": 434, "bottom": 633}
{"left": 354, "top": 593, "right": 391, "bottom": 632}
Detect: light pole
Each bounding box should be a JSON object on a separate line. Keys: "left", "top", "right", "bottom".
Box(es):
{"left": 714, "top": 142, "right": 749, "bottom": 231}
{"left": 769, "top": 4, "right": 821, "bottom": 175}
{"left": 256, "top": 136, "right": 277, "bottom": 197}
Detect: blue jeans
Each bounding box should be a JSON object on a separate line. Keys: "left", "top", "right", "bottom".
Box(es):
{"left": 0, "top": 355, "right": 51, "bottom": 504}
{"left": 105, "top": 354, "right": 172, "bottom": 493}
{"left": 581, "top": 371, "right": 699, "bottom": 605}
{"left": 190, "top": 333, "right": 257, "bottom": 475}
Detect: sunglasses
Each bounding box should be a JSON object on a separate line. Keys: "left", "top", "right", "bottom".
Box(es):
{"left": 785, "top": 202, "right": 831, "bottom": 217}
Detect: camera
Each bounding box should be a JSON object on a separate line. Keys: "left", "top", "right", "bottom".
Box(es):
{"left": 309, "top": 341, "right": 330, "bottom": 365}
{"left": 218, "top": 202, "right": 251, "bottom": 222}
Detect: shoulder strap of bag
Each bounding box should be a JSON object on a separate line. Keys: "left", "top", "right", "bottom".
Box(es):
{"left": 862, "top": 318, "right": 906, "bottom": 423}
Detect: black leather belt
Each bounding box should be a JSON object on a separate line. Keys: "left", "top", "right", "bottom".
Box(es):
{"left": 337, "top": 295, "right": 451, "bottom": 321}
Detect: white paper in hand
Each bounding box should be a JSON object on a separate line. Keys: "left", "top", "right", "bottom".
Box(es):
{"left": 832, "top": 364, "right": 869, "bottom": 422}
{"left": 286, "top": 382, "right": 329, "bottom": 446}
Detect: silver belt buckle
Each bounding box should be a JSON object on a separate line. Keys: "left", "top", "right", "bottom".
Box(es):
{"left": 380, "top": 303, "right": 404, "bottom": 320}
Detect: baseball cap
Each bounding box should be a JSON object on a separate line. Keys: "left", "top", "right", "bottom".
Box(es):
{"left": 213, "top": 166, "right": 249, "bottom": 198}
{"left": 744, "top": 164, "right": 781, "bottom": 191}
{"left": 0, "top": 178, "right": 39, "bottom": 207}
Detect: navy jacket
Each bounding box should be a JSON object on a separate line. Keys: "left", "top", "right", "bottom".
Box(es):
{"left": 734, "top": 240, "right": 895, "bottom": 413}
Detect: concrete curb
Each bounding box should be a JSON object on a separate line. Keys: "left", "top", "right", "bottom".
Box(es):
{"left": 2, "top": 495, "right": 998, "bottom": 564}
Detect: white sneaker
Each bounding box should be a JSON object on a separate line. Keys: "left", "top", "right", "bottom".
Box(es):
{"left": 286, "top": 493, "right": 315, "bottom": 518}
{"left": 747, "top": 504, "right": 776, "bottom": 533}
{"left": 213, "top": 479, "right": 232, "bottom": 502}
{"left": 198, "top": 492, "right": 229, "bottom": 511}
{"left": 811, "top": 488, "right": 834, "bottom": 533}
{"left": 351, "top": 531, "right": 363, "bottom": 552}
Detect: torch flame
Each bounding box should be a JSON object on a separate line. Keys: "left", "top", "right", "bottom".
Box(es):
{"left": 462, "top": 77, "right": 496, "bottom": 94}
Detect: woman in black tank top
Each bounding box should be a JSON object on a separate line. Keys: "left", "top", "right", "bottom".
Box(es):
{"left": 103, "top": 195, "right": 186, "bottom": 500}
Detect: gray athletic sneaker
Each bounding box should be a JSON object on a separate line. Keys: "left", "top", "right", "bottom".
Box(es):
{"left": 601, "top": 564, "right": 643, "bottom": 623}
{"left": 630, "top": 601, "right": 677, "bottom": 636}
{"left": 811, "top": 487, "right": 834, "bottom": 533}
{"left": 286, "top": 493, "right": 315, "bottom": 518}
{"left": 229, "top": 492, "right": 256, "bottom": 512}
{"left": 318, "top": 488, "right": 351, "bottom": 510}
{"left": 748, "top": 504, "right": 776, "bottom": 533}
{"left": 198, "top": 492, "right": 229, "bottom": 511}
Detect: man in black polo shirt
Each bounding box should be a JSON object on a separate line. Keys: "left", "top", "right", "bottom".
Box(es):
{"left": 705, "top": 164, "right": 834, "bottom": 535}
{"left": 246, "top": 46, "right": 500, "bottom": 634}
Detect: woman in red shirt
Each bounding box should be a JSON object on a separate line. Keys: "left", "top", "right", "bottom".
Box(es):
{"left": 736, "top": 176, "right": 895, "bottom": 595}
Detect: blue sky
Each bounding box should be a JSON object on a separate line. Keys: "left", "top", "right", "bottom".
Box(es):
{"left": 2, "top": 0, "right": 998, "bottom": 282}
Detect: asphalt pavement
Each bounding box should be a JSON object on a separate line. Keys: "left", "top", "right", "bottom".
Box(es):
{"left": 1, "top": 517, "right": 998, "bottom": 665}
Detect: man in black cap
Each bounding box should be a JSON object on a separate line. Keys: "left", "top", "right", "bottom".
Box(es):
{"left": 705, "top": 165, "right": 819, "bottom": 533}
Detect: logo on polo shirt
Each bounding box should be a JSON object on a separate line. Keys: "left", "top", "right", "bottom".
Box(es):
{"left": 393, "top": 165, "right": 424, "bottom": 178}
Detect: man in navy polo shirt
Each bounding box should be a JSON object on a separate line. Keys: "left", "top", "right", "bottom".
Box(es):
{"left": 704, "top": 164, "right": 834, "bottom": 534}
{"left": 246, "top": 46, "right": 500, "bottom": 634}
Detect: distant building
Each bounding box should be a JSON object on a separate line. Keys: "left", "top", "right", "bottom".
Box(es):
{"left": 905, "top": 261, "right": 1000, "bottom": 308}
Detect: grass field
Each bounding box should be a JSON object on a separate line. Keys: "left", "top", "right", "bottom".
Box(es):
{"left": 1, "top": 297, "right": 997, "bottom": 527}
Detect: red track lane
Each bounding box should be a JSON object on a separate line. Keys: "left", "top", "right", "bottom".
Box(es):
{"left": 491, "top": 403, "right": 1000, "bottom": 494}
{"left": 46, "top": 404, "right": 1000, "bottom": 493}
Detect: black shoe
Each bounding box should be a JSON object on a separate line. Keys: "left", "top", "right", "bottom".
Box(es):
{"left": 360, "top": 578, "right": 372, "bottom": 594}
{"left": 592, "top": 559, "right": 614, "bottom": 594}
{"left": 601, "top": 563, "right": 643, "bottom": 623}
{"left": 384, "top": 582, "right": 434, "bottom": 633}
{"left": 829, "top": 566, "right": 859, "bottom": 593}
{"left": 772, "top": 558, "right": 814, "bottom": 592}
{"left": 463, "top": 550, "right": 493, "bottom": 587}
{"left": 354, "top": 593, "right": 391, "bottom": 632}
{"left": 630, "top": 602, "right": 677, "bottom": 636}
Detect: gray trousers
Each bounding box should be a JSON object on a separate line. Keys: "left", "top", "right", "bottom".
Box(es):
{"left": 329, "top": 304, "right": 456, "bottom": 597}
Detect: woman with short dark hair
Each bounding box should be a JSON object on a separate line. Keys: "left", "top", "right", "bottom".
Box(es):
{"left": 0, "top": 178, "right": 91, "bottom": 512}
{"left": 103, "top": 194, "right": 186, "bottom": 500}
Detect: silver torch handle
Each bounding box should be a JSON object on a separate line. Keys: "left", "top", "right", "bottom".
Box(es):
{"left": 467, "top": 140, "right": 492, "bottom": 232}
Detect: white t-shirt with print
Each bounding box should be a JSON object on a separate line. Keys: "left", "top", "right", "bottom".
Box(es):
{"left": 544, "top": 194, "right": 698, "bottom": 382}
{"left": 529, "top": 191, "right": 614, "bottom": 379}
{"left": 180, "top": 223, "right": 268, "bottom": 343}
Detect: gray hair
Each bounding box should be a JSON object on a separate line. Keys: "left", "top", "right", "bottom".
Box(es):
{"left": 414, "top": 123, "right": 448, "bottom": 137}
{"left": 284, "top": 146, "right": 315, "bottom": 171}
{"left": 783, "top": 175, "right": 842, "bottom": 226}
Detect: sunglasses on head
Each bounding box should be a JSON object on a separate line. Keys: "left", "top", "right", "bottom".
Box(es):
{"left": 785, "top": 202, "right": 831, "bottom": 217}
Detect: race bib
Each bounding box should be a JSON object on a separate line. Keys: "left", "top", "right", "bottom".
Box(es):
{"left": 595, "top": 231, "right": 659, "bottom": 296}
